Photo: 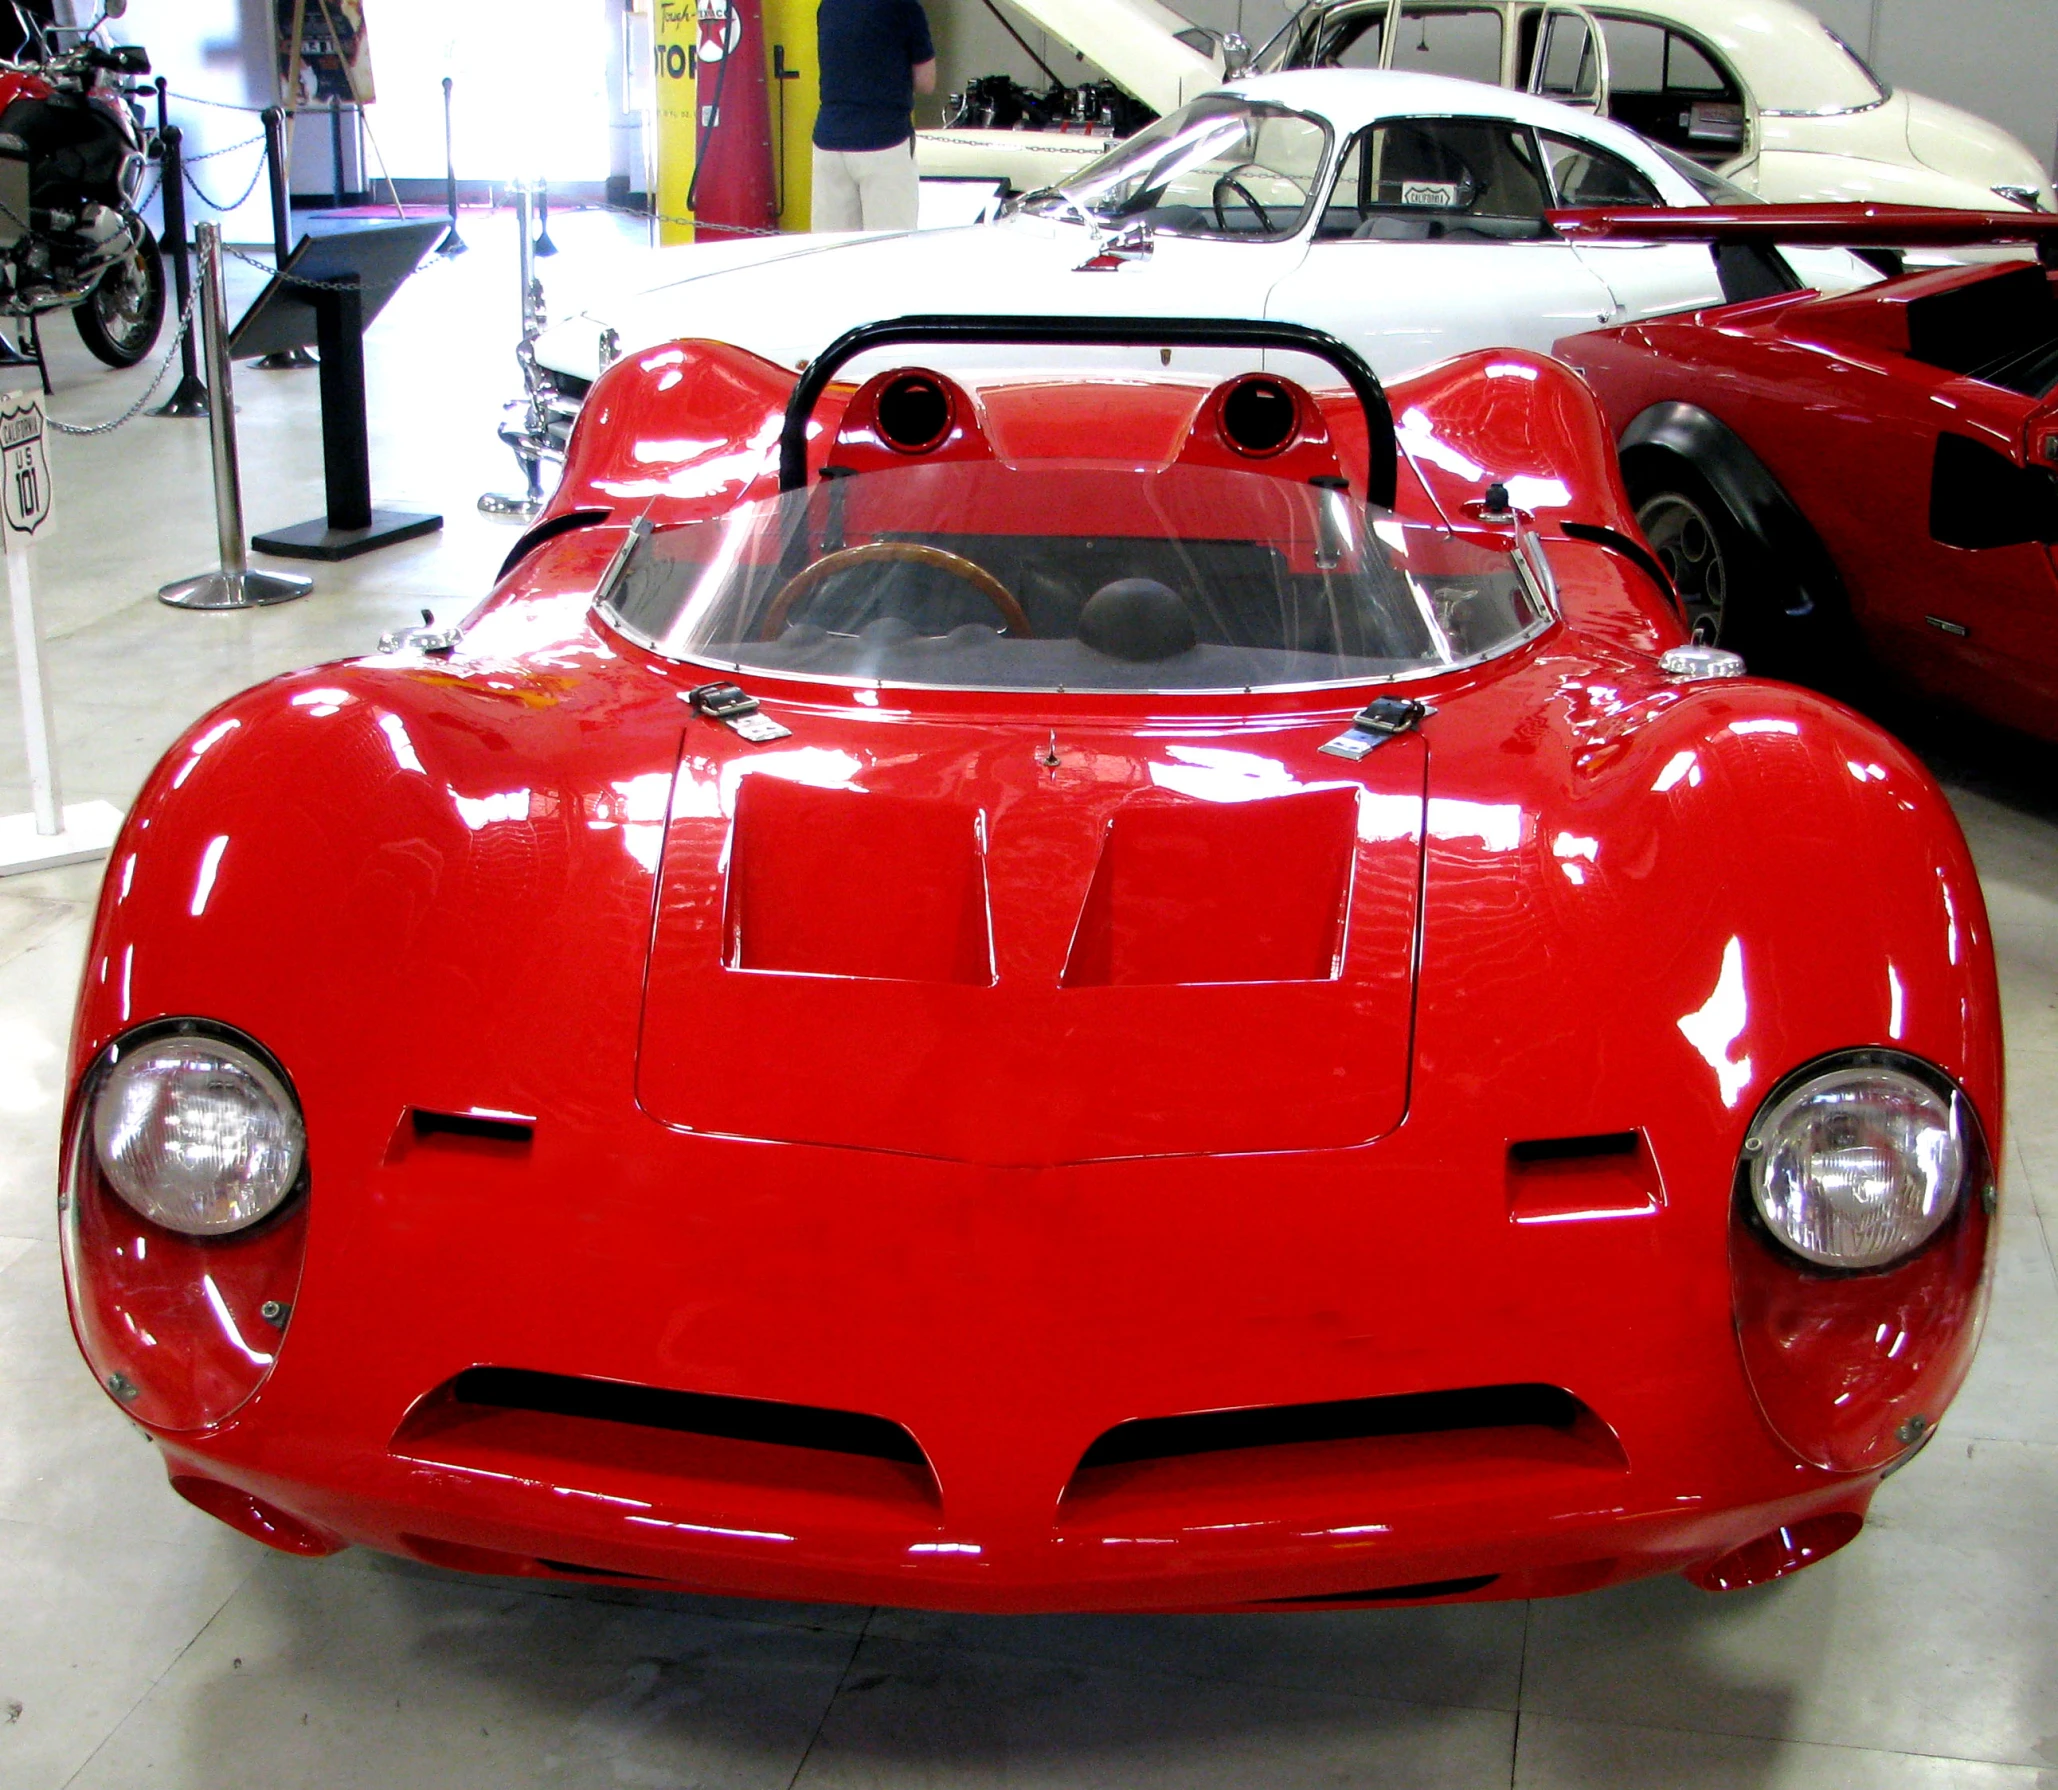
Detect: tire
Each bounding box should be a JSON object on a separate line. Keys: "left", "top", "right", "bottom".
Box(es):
{"left": 75, "top": 219, "right": 166, "bottom": 369}
{"left": 1628, "top": 460, "right": 1835, "bottom": 683}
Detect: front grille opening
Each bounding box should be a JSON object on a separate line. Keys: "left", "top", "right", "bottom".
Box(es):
{"left": 1078, "top": 1383, "right": 1588, "bottom": 1472}
{"left": 393, "top": 1367, "right": 942, "bottom": 1518}
{"left": 536, "top": 1557, "right": 666, "bottom": 1583}
{"left": 1258, "top": 1573, "right": 1499, "bottom": 1606}
{"left": 446, "top": 1367, "right": 925, "bottom": 1464}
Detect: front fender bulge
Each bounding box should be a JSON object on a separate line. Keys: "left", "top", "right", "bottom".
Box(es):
{"left": 1410, "top": 661, "right": 2001, "bottom": 1468}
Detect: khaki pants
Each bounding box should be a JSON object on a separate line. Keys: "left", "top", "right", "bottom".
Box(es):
{"left": 812, "top": 140, "right": 919, "bottom": 233}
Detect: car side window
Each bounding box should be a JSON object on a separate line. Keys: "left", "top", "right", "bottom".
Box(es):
{"left": 1593, "top": 14, "right": 1747, "bottom": 163}
{"left": 1316, "top": 118, "right": 1553, "bottom": 241}
{"left": 1538, "top": 130, "right": 1662, "bottom": 208}
{"left": 1386, "top": 6, "right": 1506, "bottom": 85}
{"left": 1317, "top": 2, "right": 1388, "bottom": 68}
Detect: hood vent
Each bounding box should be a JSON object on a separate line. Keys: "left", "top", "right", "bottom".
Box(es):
{"left": 1062, "top": 786, "right": 1356, "bottom": 987}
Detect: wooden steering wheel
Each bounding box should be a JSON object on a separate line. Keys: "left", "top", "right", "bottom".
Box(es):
{"left": 759, "top": 541, "right": 1033, "bottom": 642}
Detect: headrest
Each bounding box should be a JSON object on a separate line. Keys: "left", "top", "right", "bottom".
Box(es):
{"left": 1078, "top": 579, "right": 1198, "bottom": 662}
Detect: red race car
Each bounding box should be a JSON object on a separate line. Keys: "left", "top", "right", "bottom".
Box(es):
{"left": 61, "top": 315, "right": 2000, "bottom": 1613}
{"left": 1553, "top": 204, "right": 2058, "bottom": 739}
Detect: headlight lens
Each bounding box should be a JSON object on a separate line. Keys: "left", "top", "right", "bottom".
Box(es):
{"left": 1746, "top": 1063, "right": 1966, "bottom": 1270}
{"left": 91, "top": 1034, "right": 305, "bottom": 1237}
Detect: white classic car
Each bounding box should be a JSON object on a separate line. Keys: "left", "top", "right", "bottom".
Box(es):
{"left": 534, "top": 70, "right": 1872, "bottom": 398}
{"left": 915, "top": 0, "right": 2054, "bottom": 217}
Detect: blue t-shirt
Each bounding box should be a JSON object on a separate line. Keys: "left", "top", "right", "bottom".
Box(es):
{"left": 814, "top": 0, "right": 935, "bottom": 153}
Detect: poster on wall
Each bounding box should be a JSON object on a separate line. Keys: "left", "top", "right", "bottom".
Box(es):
{"left": 275, "top": 0, "right": 378, "bottom": 106}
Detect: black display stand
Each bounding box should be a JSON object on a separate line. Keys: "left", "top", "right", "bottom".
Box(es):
{"left": 233, "top": 220, "right": 447, "bottom": 561}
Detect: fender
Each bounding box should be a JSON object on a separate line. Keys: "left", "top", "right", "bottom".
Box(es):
{"left": 1618, "top": 401, "right": 1847, "bottom": 623}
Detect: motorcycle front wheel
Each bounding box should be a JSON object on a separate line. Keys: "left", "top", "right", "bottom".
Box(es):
{"left": 75, "top": 219, "right": 167, "bottom": 369}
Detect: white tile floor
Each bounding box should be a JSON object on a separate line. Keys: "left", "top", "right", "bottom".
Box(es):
{"left": 0, "top": 210, "right": 2055, "bottom": 1790}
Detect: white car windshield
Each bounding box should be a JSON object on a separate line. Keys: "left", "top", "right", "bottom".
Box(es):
{"left": 1020, "top": 96, "right": 1332, "bottom": 241}
{"left": 596, "top": 459, "right": 1555, "bottom": 694}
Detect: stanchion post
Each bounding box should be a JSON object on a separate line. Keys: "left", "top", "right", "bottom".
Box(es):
{"left": 6, "top": 527, "right": 60, "bottom": 836}
{"left": 479, "top": 180, "right": 551, "bottom": 520}
{"left": 157, "top": 225, "right": 313, "bottom": 610}
{"left": 534, "top": 176, "right": 558, "bottom": 257}
{"left": 150, "top": 124, "right": 210, "bottom": 417}
{"left": 0, "top": 390, "right": 122, "bottom": 872}
{"left": 440, "top": 76, "right": 466, "bottom": 255}
{"left": 328, "top": 95, "right": 346, "bottom": 208}
{"left": 253, "top": 106, "right": 317, "bottom": 371}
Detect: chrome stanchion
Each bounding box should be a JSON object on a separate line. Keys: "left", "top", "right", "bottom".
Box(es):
{"left": 439, "top": 77, "right": 466, "bottom": 256}
{"left": 478, "top": 180, "right": 554, "bottom": 520}
{"left": 158, "top": 224, "right": 315, "bottom": 610}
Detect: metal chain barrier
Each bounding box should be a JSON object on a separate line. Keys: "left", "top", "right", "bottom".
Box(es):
{"left": 45, "top": 279, "right": 200, "bottom": 437}
{"left": 181, "top": 136, "right": 271, "bottom": 215}
{"left": 167, "top": 91, "right": 268, "bottom": 113}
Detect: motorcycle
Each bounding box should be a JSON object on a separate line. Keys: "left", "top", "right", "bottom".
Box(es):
{"left": 0, "top": 0, "right": 162, "bottom": 368}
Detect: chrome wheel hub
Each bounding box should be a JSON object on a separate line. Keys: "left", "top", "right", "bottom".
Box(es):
{"left": 1639, "top": 491, "right": 1727, "bottom": 643}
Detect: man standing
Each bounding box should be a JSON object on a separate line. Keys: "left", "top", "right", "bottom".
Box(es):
{"left": 813, "top": 0, "right": 936, "bottom": 232}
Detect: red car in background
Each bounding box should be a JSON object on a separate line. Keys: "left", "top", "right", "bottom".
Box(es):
{"left": 60, "top": 315, "right": 1999, "bottom": 1614}
{"left": 1554, "top": 205, "right": 2058, "bottom": 740}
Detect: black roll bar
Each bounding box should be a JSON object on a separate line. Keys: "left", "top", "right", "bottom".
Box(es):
{"left": 778, "top": 314, "right": 1398, "bottom": 509}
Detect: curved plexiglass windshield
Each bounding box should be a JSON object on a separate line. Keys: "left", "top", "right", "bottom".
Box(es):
{"left": 597, "top": 461, "right": 1554, "bottom": 693}
{"left": 1020, "top": 96, "right": 1331, "bottom": 240}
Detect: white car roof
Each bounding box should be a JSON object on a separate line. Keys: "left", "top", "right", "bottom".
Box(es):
{"left": 1571, "top": 0, "right": 1885, "bottom": 112}
{"left": 1226, "top": 67, "right": 1706, "bottom": 194}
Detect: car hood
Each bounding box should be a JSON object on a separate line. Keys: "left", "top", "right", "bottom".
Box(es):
{"left": 1902, "top": 90, "right": 2053, "bottom": 203}
{"left": 638, "top": 714, "right": 1427, "bottom": 1167}
{"left": 535, "top": 220, "right": 1305, "bottom": 386}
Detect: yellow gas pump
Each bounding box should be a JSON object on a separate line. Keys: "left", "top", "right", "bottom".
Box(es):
{"left": 653, "top": 0, "right": 818, "bottom": 242}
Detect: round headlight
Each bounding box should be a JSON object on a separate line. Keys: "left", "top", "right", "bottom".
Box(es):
{"left": 90, "top": 1033, "right": 305, "bottom": 1237}
{"left": 1746, "top": 1062, "right": 1967, "bottom": 1271}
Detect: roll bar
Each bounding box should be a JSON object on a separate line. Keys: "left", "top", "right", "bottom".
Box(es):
{"left": 778, "top": 314, "right": 1398, "bottom": 508}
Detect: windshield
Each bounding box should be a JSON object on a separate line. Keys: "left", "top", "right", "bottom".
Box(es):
{"left": 1021, "top": 95, "right": 1332, "bottom": 241}
{"left": 596, "top": 460, "right": 1554, "bottom": 694}
{"left": 1651, "top": 142, "right": 1759, "bottom": 204}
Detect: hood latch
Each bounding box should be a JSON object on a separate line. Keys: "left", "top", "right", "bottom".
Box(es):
{"left": 1320, "top": 696, "right": 1431, "bottom": 762}
{"left": 690, "top": 681, "right": 792, "bottom": 744}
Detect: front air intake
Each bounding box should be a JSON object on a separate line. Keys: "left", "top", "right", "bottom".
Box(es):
{"left": 441, "top": 1366, "right": 926, "bottom": 1464}
{"left": 1076, "top": 1383, "right": 1589, "bottom": 1470}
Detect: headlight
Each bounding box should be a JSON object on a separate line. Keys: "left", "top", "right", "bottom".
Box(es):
{"left": 1745, "top": 1060, "right": 1967, "bottom": 1271}
{"left": 90, "top": 1033, "right": 305, "bottom": 1237}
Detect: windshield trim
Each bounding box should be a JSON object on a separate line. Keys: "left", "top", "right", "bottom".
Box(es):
{"left": 594, "top": 551, "right": 1561, "bottom": 702}
{"left": 598, "top": 609, "right": 1558, "bottom": 701}
{"left": 1028, "top": 95, "right": 1338, "bottom": 246}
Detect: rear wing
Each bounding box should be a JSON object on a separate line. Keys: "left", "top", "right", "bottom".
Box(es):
{"left": 1549, "top": 204, "right": 2058, "bottom": 266}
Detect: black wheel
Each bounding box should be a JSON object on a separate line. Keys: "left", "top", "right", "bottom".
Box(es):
{"left": 1629, "top": 460, "right": 1838, "bottom": 681}
{"left": 75, "top": 219, "right": 166, "bottom": 369}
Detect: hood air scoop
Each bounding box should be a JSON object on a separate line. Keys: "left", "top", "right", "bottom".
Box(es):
{"left": 639, "top": 728, "right": 1426, "bottom": 1166}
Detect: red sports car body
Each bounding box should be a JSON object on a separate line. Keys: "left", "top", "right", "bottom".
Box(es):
{"left": 61, "top": 316, "right": 2001, "bottom": 1613}
{"left": 1553, "top": 204, "right": 2058, "bottom": 740}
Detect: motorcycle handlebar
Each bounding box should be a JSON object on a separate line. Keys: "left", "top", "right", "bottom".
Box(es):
{"left": 80, "top": 43, "right": 149, "bottom": 75}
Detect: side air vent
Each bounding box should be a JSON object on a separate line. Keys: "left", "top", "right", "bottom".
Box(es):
{"left": 1507, "top": 1128, "right": 1662, "bottom": 1224}
{"left": 409, "top": 1109, "right": 536, "bottom": 1148}
{"left": 443, "top": 1367, "right": 926, "bottom": 1464}
{"left": 1078, "top": 1383, "right": 1587, "bottom": 1470}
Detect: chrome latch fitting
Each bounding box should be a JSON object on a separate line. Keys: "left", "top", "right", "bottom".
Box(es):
{"left": 1658, "top": 645, "right": 1746, "bottom": 682}
{"left": 379, "top": 608, "right": 462, "bottom": 656}
{"left": 1320, "top": 696, "right": 1431, "bottom": 761}
{"left": 689, "top": 681, "right": 792, "bottom": 744}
